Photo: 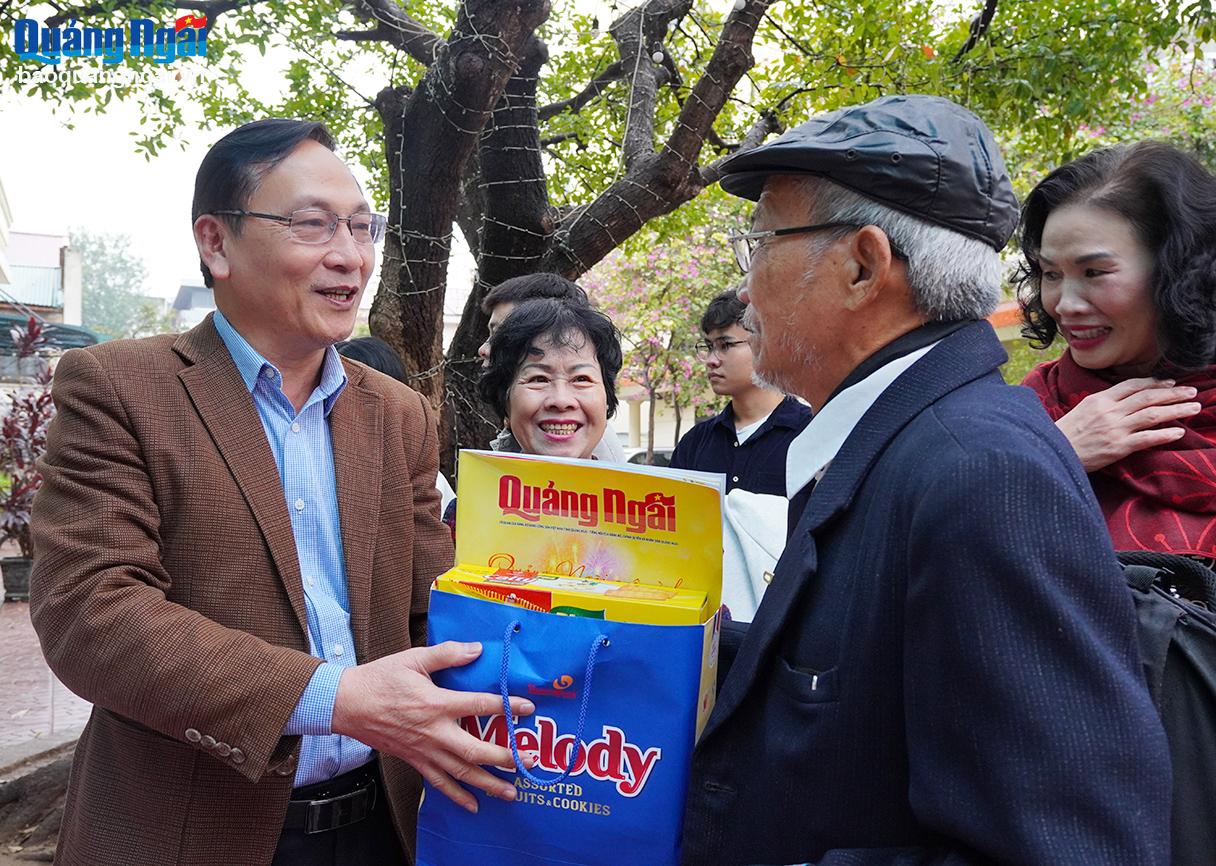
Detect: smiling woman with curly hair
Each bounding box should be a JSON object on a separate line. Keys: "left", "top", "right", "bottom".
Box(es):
{"left": 1017, "top": 141, "right": 1216, "bottom": 556}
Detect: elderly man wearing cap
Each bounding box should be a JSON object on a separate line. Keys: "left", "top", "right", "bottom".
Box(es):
{"left": 680, "top": 95, "right": 1170, "bottom": 864}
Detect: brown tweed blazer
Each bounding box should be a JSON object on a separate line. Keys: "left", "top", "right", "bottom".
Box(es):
{"left": 29, "top": 316, "right": 453, "bottom": 866}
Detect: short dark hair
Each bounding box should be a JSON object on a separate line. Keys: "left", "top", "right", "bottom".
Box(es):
{"left": 192, "top": 118, "right": 336, "bottom": 288}
{"left": 478, "top": 298, "right": 623, "bottom": 422}
{"left": 481, "top": 273, "right": 589, "bottom": 315}
{"left": 1017, "top": 141, "right": 1216, "bottom": 370}
{"left": 335, "top": 336, "right": 407, "bottom": 383}
{"left": 700, "top": 287, "right": 748, "bottom": 334}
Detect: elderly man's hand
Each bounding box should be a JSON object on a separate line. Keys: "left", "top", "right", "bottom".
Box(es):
{"left": 331, "top": 641, "right": 535, "bottom": 813}
{"left": 1055, "top": 378, "right": 1200, "bottom": 472}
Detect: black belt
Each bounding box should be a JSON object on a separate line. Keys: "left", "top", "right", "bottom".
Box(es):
{"left": 283, "top": 764, "right": 378, "bottom": 835}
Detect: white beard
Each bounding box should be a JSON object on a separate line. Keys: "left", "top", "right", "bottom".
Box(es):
{"left": 743, "top": 295, "right": 818, "bottom": 398}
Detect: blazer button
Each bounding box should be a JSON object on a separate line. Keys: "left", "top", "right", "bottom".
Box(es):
{"left": 185, "top": 728, "right": 202, "bottom": 743}
{"left": 230, "top": 748, "right": 246, "bottom": 765}
{"left": 215, "top": 742, "right": 232, "bottom": 757}
{"left": 201, "top": 735, "right": 217, "bottom": 750}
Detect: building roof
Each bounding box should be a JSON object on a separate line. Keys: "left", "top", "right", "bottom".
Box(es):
{"left": 173, "top": 283, "right": 213, "bottom": 311}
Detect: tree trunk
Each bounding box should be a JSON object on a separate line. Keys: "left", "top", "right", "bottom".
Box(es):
{"left": 0, "top": 750, "right": 74, "bottom": 863}
{"left": 368, "top": 0, "right": 551, "bottom": 478}
{"left": 361, "top": 0, "right": 775, "bottom": 475}
{"left": 441, "top": 34, "right": 555, "bottom": 477}
{"left": 646, "top": 385, "right": 657, "bottom": 464}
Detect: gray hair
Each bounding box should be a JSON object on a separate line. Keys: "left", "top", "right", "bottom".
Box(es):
{"left": 795, "top": 176, "right": 1002, "bottom": 320}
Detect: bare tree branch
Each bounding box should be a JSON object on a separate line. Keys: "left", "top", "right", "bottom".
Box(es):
{"left": 537, "top": 60, "right": 625, "bottom": 122}
{"left": 665, "top": 0, "right": 773, "bottom": 163}
{"left": 953, "top": 0, "right": 999, "bottom": 63}
{"left": 610, "top": 0, "right": 693, "bottom": 171}
{"left": 441, "top": 34, "right": 554, "bottom": 451}
{"left": 700, "top": 109, "right": 782, "bottom": 185}
{"left": 541, "top": 131, "right": 583, "bottom": 147}
{"left": 545, "top": 0, "right": 775, "bottom": 277}
{"left": 343, "top": 0, "right": 444, "bottom": 67}
{"left": 297, "top": 41, "right": 377, "bottom": 108}
{"left": 762, "top": 10, "right": 825, "bottom": 60}
{"left": 537, "top": 52, "right": 680, "bottom": 126}
{"left": 658, "top": 42, "right": 683, "bottom": 90}
{"left": 705, "top": 126, "right": 730, "bottom": 151}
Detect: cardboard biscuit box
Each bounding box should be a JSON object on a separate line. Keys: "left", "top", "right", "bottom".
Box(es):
{"left": 418, "top": 451, "right": 726, "bottom": 866}
{"left": 437, "top": 564, "right": 710, "bottom": 625}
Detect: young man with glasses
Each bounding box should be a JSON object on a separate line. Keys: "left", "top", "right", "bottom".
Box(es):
{"left": 670, "top": 288, "right": 810, "bottom": 495}
{"left": 30, "top": 119, "right": 534, "bottom": 866}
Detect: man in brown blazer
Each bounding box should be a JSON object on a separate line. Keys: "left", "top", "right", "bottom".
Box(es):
{"left": 30, "top": 119, "right": 534, "bottom": 866}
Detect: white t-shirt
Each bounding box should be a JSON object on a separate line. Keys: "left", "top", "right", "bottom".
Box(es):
{"left": 734, "top": 414, "right": 770, "bottom": 445}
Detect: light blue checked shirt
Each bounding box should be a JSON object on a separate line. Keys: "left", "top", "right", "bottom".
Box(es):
{"left": 214, "top": 312, "right": 372, "bottom": 787}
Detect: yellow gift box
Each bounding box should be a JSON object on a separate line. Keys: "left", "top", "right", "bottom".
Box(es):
{"left": 436, "top": 565, "right": 709, "bottom": 626}
{"left": 438, "top": 450, "right": 726, "bottom": 738}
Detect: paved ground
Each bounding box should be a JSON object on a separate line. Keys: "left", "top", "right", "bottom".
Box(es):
{"left": 0, "top": 600, "right": 90, "bottom": 751}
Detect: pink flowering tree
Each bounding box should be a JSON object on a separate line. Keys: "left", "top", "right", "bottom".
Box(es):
{"left": 1090, "top": 49, "right": 1216, "bottom": 167}
{"left": 585, "top": 195, "right": 742, "bottom": 461}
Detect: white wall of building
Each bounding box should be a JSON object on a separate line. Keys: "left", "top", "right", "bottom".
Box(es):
{"left": 61, "top": 247, "right": 82, "bottom": 325}
{"left": 621, "top": 397, "right": 698, "bottom": 452}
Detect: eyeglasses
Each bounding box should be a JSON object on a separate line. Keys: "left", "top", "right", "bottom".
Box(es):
{"left": 209, "top": 208, "right": 387, "bottom": 245}
{"left": 694, "top": 337, "right": 750, "bottom": 361}
{"left": 727, "top": 222, "right": 907, "bottom": 273}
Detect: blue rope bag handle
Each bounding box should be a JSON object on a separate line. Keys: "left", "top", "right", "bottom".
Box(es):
{"left": 499, "top": 619, "right": 609, "bottom": 787}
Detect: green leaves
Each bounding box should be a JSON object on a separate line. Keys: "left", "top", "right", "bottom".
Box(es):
{"left": 7, "top": 0, "right": 1211, "bottom": 324}
{"left": 3, "top": 0, "right": 1197, "bottom": 209}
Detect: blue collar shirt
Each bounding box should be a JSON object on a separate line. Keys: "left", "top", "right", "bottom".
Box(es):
{"left": 213, "top": 311, "right": 370, "bottom": 787}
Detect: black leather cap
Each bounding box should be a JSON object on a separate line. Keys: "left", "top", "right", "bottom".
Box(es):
{"left": 719, "top": 94, "right": 1019, "bottom": 250}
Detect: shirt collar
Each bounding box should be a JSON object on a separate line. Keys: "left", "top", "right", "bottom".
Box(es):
{"left": 784, "top": 342, "right": 939, "bottom": 498}
{"left": 711, "top": 402, "right": 737, "bottom": 431}
{"left": 212, "top": 310, "right": 348, "bottom": 415}
{"left": 768, "top": 395, "right": 810, "bottom": 429}
{"left": 825, "top": 319, "right": 972, "bottom": 403}
{"left": 712, "top": 395, "right": 805, "bottom": 434}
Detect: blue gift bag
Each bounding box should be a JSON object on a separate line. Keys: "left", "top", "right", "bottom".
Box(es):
{"left": 417, "top": 589, "right": 711, "bottom": 866}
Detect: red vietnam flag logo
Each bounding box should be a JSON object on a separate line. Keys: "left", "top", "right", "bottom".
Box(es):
{"left": 175, "top": 14, "right": 207, "bottom": 30}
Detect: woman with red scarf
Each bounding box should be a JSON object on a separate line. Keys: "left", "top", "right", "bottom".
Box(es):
{"left": 1018, "top": 142, "right": 1216, "bottom": 557}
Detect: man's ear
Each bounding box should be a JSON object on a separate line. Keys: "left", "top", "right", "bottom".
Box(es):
{"left": 841, "top": 225, "right": 899, "bottom": 312}
{"left": 194, "top": 215, "right": 232, "bottom": 282}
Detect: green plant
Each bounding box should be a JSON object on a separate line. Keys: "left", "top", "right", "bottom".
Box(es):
{"left": 0, "top": 319, "right": 55, "bottom": 558}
